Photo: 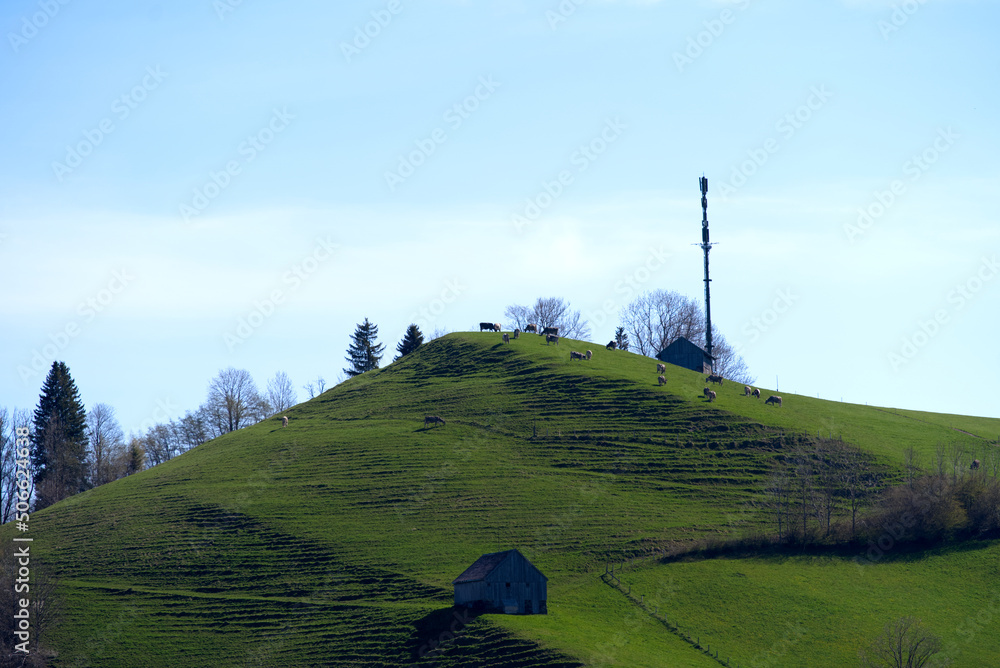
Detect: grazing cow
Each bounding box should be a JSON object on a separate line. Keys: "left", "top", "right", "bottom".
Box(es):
{"left": 657, "top": 363, "right": 666, "bottom": 374}
{"left": 744, "top": 386, "right": 752, "bottom": 397}
{"left": 525, "top": 324, "right": 538, "bottom": 334}
{"left": 546, "top": 334, "right": 559, "bottom": 345}
{"left": 706, "top": 374, "right": 724, "bottom": 386}
{"left": 570, "top": 351, "right": 584, "bottom": 361}
{"left": 514, "top": 328, "right": 521, "bottom": 339}
{"left": 502, "top": 333, "right": 510, "bottom": 344}
{"left": 479, "top": 322, "right": 497, "bottom": 332}
{"left": 752, "top": 388, "right": 761, "bottom": 399}
{"left": 706, "top": 390, "right": 717, "bottom": 402}
{"left": 606, "top": 340, "right": 616, "bottom": 350}
{"left": 541, "top": 326, "right": 559, "bottom": 336}
{"left": 703, "top": 387, "right": 711, "bottom": 398}
{"left": 765, "top": 395, "right": 782, "bottom": 407}
{"left": 971, "top": 459, "right": 981, "bottom": 470}
{"left": 281, "top": 416, "right": 288, "bottom": 428}
{"left": 424, "top": 415, "right": 446, "bottom": 427}
{"left": 658, "top": 375, "right": 667, "bottom": 386}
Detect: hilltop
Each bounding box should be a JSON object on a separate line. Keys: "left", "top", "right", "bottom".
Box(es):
{"left": 4, "top": 333, "right": 999, "bottom": 667}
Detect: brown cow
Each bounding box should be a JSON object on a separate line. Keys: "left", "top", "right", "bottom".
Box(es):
{"left": 706, "top": 374, "right": 724, "bottom": 386}
{"left": 525, "top": 324, "right": 538, "bottom": 333}
{"left": 502, "top": 333, "right": 510, "bottom": 344}
{"left": 752, "top": 388, "right": 761, "bottom": 399}
{"left": 765, "top": 395, "right": 782, "bottom": 407}
{"left": 658, "top": 375, "right": 667, "bottom": 386}
{"left": 541, "top": 326, "right": 559, "bottom": 336}
{"left": 546, "top": 334, "right": 559, "bottom": 345}
{"left": 657, "top": 363, "right": 666, "bottom": 374}
{"left": 570, "top": 351, "right": 584, "bottom": 361}
{"left": 706, "top": 390, "right": 717, "bottom": 402}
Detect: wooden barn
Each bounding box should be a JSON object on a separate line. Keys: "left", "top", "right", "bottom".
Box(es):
{"left": 657, "top": 336, "right": 714, "bottom": 374}
{"left": 452, "top": 549, "right": 547, "bottom": 614}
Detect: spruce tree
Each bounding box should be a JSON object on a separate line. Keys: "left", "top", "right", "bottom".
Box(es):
{"left": 615, "top": 326, "right": 630, "bottom": 352}
{"left": 395, "top": 324, "right": 424, "bottom": 360}
{"left": 32, "top": 361, "right": 90, "bottom": 509}
{"left": 344, "top": 318, "right": 385, "bottom": 377}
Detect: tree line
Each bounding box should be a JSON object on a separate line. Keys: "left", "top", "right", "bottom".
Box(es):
{"left": 3, "top": 289, "right": 752, "bottom": 517}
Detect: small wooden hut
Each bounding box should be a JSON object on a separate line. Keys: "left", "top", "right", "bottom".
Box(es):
{"left": 657, "top": 336, "right": 714, "bottom": 374}
{"left": 452, "top": 549, "right": 547, "bottom": 614}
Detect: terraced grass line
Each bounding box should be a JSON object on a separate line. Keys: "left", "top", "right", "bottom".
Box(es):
{"left": 4, "top": 333, "right": 1000, "bottom": 666}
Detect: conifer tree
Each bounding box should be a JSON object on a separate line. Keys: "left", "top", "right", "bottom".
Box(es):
{"left": 395, "top": 324, "right": 424, "bottom": 360}
{"left": 344, "top": 318, "right": 385, "bottom": 377}
{"left": 32, "top": 361, "right": 89, "bottom": 509}
{"left": 615, "top": 326, "right": 629, "bottom": 352}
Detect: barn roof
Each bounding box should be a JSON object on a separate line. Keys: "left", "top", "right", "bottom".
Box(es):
{"left": 657, "top": 336, "right": 715, "bottom": 361}
{"left": 452, "top": 549, "right": 547, "bottom": 584}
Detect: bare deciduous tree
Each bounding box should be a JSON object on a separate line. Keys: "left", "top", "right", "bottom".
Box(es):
{"left": 204, "top": 367, "right": 263, "bottom": 435}
{"left": 0, "top": 407, "right": 32, "bottom": 524}
{"left": 859, "top": 616, "right": 949, "bottom": 668}
{"left": 504, "top": 297, "right": 591, "bottom": 339}
{"left": 265, "top": 371, "right": 297, "bottom": 415}
{"left": 86, "top": 403, "right": 126, "bottom": 487}
{"left": 620, "top": 290, "right": 754, "bottom": 384}
{"left": 620, "top": 290, "right": 702, "bottom": 357}
{"left": 711, "top": 330, "right": 755, "bottom": 385}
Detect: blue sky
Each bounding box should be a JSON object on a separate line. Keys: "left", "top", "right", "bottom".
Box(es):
{"left": 2, "top": 0, "right": 998, "bottom": 435}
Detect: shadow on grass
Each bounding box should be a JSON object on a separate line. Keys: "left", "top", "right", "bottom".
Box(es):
{"left": 659, "top": 535, "right": 1000, "bottom": 567}
{"left": 406, "top": 606, "right": 482, "bottom": 663}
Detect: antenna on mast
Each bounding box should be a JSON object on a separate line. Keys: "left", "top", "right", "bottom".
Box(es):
{"left": 698, "top": 175, "right": 717, "bottom": 369}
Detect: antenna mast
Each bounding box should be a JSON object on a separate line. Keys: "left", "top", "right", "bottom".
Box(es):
{"left": 699, "top": 176, "right": 716, "bottom": 368}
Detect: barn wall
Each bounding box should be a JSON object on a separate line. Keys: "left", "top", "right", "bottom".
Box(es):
{"left": 482, "top": 554, "right": 547, "bottom": 614}
{"left": 454, "top": 552, "right": 548, "bottom": 614}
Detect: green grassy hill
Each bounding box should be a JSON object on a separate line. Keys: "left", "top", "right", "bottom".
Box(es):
{"left": 4, "top": 333, "right": 998, "bottom": 666}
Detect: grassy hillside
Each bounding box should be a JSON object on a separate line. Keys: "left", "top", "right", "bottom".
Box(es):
{"left": 4, "top": 332, "right": 998, "bottom": 666}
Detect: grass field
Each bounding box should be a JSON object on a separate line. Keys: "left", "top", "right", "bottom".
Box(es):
{"left": 3, "top": 332, "right": 998, "bottom": 666}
